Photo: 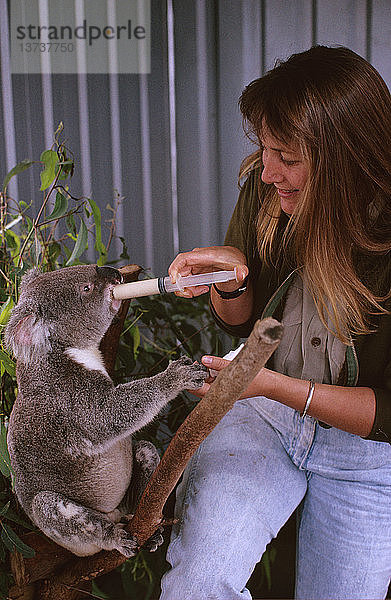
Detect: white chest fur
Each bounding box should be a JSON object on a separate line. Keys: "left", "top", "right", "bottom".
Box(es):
{"left": 65, "top": 347, "right": 110, "bottom": 378}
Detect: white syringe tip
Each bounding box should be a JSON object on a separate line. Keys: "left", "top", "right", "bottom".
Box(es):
{"left": 112, "top": 279, "right": 160, "bottom": 299}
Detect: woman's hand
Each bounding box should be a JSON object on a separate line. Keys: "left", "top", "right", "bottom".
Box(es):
{"left": 168, "top": 246, "right": 248, "bottom": 298}
{"left": 188, "top": 354, "right": 274, "bottom": 400}
{"left": 187, "top": 355, "right": 232, "bottom": 398}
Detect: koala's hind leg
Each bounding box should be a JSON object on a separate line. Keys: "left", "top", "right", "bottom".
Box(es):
{"left": 117, "top": 441, "right": 164, "bottom": 552}
{"left": 119, "top": 440, "right": 160, "bottom": 515}
{"left": 31, "top": 491, "right": 139, "bottom": 557}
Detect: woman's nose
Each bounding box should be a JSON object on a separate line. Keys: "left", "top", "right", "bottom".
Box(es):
{"left": 261, "top": 156, "right": 284, "bottom": 185}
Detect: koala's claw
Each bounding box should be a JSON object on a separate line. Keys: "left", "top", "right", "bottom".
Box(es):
{"left": 112, "top": 525, "right": 139, "bottom": 558}
{"left": 143, "top": 525, "right": 164, "bottom": 553}
{"left": 167, "top": 356, "right": 208, "bottom": 390}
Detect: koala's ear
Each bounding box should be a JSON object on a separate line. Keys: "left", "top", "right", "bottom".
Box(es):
{"left": 19, "top": 268, "right": 40, "bottom": 296}
{"left": 4, "top": 304, "right": 51, "bottom": 364}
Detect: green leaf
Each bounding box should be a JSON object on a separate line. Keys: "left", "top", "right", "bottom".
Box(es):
{"left": 131, "top": 326, "right": 141, "bottom": 359}
{"left": 47, "top": 191, "right": 68, "bottom": 221}
{"left": 0, "top": 422, "right": 11, "bottom": 478}
{"left": 0, "top": 522, "right": 35, "bottom": 558}
{"left": 66, "top": 213, "right": 77, "bottom": 237}
{"left": 3, "top": 159, "right": 35, "bottom": 191}
{"left": 47, "top": 241, "right": 62, "bottom": 266}
{"left": 1, "top": 506, "right": 34, "bottom": 530}
{"left": 91, "top": 580, "right": 111, "bottom": 599}
{"left": 0, "top": 502, "right": 10, "bottom": 518}
{"left": 4, "top": 230, "right": 20, "bottom": 259}
{"left": 25, "top": 215, "right": 33, "bottom": 233}
{"left": 0, "top": 297, "right": 14, "bottom": 327}
{"left": 65, "top": 218, "right": 88, "bottom": 266}
{"left": 56, "top": 159, "right": 74, "bottom": 180}
{"left": 86, "top": 198, "right": 107, "bottom": 264}
{"left": 40, "top": 150, "right": 58, "bottom": 191}
{"left": 0, "top": 350, "right": 15, "bottom": 378}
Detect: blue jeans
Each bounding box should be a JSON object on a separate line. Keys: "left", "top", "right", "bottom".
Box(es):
{"left": 160, "top": 397, "right": 391, "bottom": 599}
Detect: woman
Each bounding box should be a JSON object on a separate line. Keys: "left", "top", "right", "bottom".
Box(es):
{"left": 160, "top": 46, "right": 391, "bottom": 600}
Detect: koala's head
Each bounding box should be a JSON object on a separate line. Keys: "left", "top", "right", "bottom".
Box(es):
{"left": 4, "top": 265, "right": 123, "bottom": 364}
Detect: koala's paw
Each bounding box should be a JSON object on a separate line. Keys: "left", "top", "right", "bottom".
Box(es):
{"left": 167, "top": 356, "right": 208, "bottom": 390}
{"left": 112, "top": 525, "right": 139, "bottom": 558}
{"left": 143, "top": 525, "right": 164, "bottom": 553}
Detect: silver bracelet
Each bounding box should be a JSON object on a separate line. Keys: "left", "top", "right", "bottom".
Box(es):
{"left": 301, "top": 379, "right": 315, "bottom": 418}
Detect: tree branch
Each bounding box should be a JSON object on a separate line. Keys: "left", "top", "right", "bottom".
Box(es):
{"left": 99, "top": 264, "right": 142, "bottom": 377}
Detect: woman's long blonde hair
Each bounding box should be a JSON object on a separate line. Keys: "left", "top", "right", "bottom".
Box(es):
{"left": 239, "top": 45, "right": 391, "bottom": 343}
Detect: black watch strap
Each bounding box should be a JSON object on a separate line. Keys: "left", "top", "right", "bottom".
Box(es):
{"left": 212, "top": 275, "right": 249, "bottom": 299}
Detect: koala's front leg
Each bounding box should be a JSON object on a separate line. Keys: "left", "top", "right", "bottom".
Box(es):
{"left": 106, "top": 357, "right": 208, "bottom": 436}
{"left": 154, "top": 356, "right": 209, "bottom": 396}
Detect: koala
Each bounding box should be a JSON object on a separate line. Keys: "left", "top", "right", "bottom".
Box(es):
{"left": 4, "top": 265, "right": 207, "bottom": 557}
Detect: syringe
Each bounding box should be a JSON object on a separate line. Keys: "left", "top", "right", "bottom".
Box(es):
{"left": 112, "top": 269, "right": 238, "bottom": 300}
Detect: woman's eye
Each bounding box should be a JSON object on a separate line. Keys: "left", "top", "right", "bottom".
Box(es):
{"left": 281, "top": 156, "right": 299, "bottom": 166}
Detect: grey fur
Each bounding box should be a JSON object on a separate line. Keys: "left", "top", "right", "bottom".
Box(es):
{"left": 4, "top": 265, "right": 207, "bottom": 557}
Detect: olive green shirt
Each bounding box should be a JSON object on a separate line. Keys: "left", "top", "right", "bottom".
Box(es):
{"left": 211, "top": 170, "right": 391, "bottom": 443}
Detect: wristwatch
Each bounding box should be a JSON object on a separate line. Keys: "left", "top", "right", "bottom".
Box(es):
{"left": 212, "top": 275, "right": 249, "bottom": 299}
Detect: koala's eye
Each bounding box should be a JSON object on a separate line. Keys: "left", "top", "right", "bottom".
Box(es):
{"left": 80, "top": 283, "right": 94, "bottom": 296}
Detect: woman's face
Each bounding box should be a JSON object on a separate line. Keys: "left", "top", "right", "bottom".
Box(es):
{"left": 260, "top": 128, "right": 309, "bottom": 215}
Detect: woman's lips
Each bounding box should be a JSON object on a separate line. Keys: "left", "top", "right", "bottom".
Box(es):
{"left": 276, "top": 188, "right": 299, "bottom": 198}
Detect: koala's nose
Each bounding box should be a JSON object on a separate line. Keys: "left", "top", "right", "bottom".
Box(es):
{"left": 95, "top": 265, "right": 123, "bottom": 284}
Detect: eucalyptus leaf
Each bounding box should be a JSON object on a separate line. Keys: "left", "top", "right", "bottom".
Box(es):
{"left": 47, "top": 191, "right": 68, "bottom": 221}
{"left": 56, "top": 159, "right": 74, "bottom": 180}
{"left": 66, "top": 213, "right": 77, "bottom": 237}
{"left": 1, "top": 506, "right": 35, "bottom": 530}
{"left": 0, "top": 297, "right": 14, "bottom": 327}
{"left": 47, "top": 241, "right": 62, "bottom": 265}
{"left": 5, "top": 229, "right": 22, "bottom": 266}
{"left": 65, "top": 218, "right": 88, "bottom": 266}
{"left": 3, "top": 159, "right": 35, "bottom": 191}
{"left": 0, "top": 502, "right": 10, "bottom": 518}
{"left": 87, "top": 198, "right": 107, "bottom": 263}
{"left": 0, "top": 421, "right": 11, "bottom": 478}
{"left": 40, "top": 150, "right": 58, "bottom": 191}
{"left": 0, "top": 522, "right": 35, "bottom": 558}
{"left": 91, "top": 580, "right": 111, "bottom": 599}
{"left": 130, "top": 326, "right": 141, "bottom": 358}
{"left": 0, "top": 350, "right": 15, "bottom": 378}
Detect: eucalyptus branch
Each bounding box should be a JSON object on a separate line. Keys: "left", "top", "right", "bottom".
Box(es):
{"left": 17, "top": 170, "right": 62, "bottom": 266}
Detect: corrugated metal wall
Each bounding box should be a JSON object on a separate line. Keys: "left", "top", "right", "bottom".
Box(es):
{"left": 1, "top": 0, "right": 391, "bottom": 275}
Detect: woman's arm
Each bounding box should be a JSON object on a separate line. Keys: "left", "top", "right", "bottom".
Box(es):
{"left": 200, "top": 356, "right": 376, "bottom": 438}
